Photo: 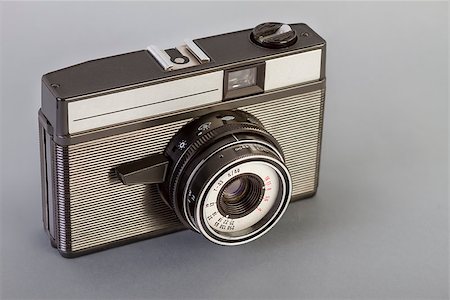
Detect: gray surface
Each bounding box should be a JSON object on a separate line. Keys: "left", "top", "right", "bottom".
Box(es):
{"left": 0, "top": 1, "right": 448, "bottom": 299}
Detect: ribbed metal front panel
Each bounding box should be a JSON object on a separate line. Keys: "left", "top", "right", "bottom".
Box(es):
{"left": 54, "top": 89, "right": 324, "bottom": 253}
{"left": 243, "top": 89, "right": 325, "bottom": 196}
{"left": 57, "top": 120, "right": 188, "bottom": 252}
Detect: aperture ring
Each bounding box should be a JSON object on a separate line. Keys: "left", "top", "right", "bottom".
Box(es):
{"left": 193, "top": 154, "right": 292, "bottom": 245}
{"left": 180, "top": 138, "right": 284, "bottom": 231}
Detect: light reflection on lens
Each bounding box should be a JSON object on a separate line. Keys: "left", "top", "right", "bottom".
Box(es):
{"left": 222, "top": 177, "right": 246, "bottom": 201}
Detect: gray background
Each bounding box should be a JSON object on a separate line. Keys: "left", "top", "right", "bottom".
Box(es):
{"left": 0, "top": 1, "right": 448, "bottom": 299}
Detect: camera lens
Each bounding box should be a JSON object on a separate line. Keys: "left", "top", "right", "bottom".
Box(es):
{"left": 218, "top": 174, "right": 264, "bottom": 219}
{"left": 198, "top": 159, "right": 287, "bottom": 241}
{"left": 161, "top": 110, "right": 292, "bottom": 245}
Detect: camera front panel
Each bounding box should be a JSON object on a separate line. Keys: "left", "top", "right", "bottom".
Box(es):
{"left": 40, "top": 84, "right": 324, "bottom": 256}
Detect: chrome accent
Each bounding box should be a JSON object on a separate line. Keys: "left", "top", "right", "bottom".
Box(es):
{"left": 182, "top": 139, "right": 284, "bottom": 231}
{"left": 55, "top": 145, "right": 69, "bottom": 252}
{"left": 39, "top": 126, "right": 50, "bottom": 238}
{"left": 147, "top": 45, "right": 173, "bottom": 71}
{"left": 66, "top": 71, "right": 224, "bottom": 134}
{"left": 184, "top": 39, "right": 211, "bottom": 63}
{"left": 276, "top": 24, "right": 293, "bottom": 35}
{"left": 195, "top": 158, "right": 291, "bottom": 246}
{"left": 45, "top": 132, "right": 55, "bottom": 239}
{"left": 170, "top": 45, "right": 201, "bottom": 70}
{"left": 258, "top": 24, "right": 294, "bottom": 43}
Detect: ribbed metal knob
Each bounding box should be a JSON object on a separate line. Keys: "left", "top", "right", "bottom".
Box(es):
{"left": 251, "top": 22, "right": 298, "bottom": 49}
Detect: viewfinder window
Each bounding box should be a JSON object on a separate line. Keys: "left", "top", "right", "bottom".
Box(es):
{"left": 223, "top": 63, "right": 265, "bottom": 100}
{"left": 227, "top": 67, "right": 257, "bottom": 90}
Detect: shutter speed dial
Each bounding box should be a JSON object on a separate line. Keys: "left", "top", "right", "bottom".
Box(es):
{"left": 251, "top": 22, "right": 298, "bottom": 49}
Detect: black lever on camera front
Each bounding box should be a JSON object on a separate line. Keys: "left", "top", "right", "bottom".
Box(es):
{"left": 115, "top": 154, "right": 169, "bottom": 185}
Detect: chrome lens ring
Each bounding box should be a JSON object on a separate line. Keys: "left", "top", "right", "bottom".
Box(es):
{"left": 195, "top": 158, "right": 291, "bottom": 245}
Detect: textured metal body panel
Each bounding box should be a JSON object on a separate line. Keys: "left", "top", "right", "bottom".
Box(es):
{"left": 51, "top": 89, "right": 324, "bottom": 254}
{"left": 243, "top": 89, "right": 324, "bottom": 196}
{"left": 55, "top": 120, "right": 188, "bottom": 253}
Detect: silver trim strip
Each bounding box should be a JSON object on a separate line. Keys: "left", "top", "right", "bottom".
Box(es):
{"left": 45, "top": 132, "right": 55, "bottom": 239}
{"left": 184, "top": 39, "right": 211, "bottom": 63}
{"left": 67, "top": 71, "right": 224, "bottom": 134}
{"left": 72, "top": 89, "right": 218, "bottom": 122}
{"left": 147, "top": 45, "right": 174, "bottom": 71}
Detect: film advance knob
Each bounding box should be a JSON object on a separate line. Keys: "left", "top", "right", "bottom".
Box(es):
{"left": 250, "top": 22, "right": 298, "bottom": 48}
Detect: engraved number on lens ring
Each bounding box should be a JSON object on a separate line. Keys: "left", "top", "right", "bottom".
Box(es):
{"left": 203, "top": 162, "right": 279, "bottom": 234}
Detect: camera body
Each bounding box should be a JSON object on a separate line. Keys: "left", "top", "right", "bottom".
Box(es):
{"left": 39, "top": 22, "right": 326, "bottom": 257}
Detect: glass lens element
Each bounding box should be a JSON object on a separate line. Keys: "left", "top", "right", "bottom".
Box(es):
{"left": 218, "top": 174, "right": 264, "bottom": 219}
{"left": 227, "top": 67, "right": 257, "bottom": 90}
{"left": 222, "top": 177, "right": 247, "bottom": 201}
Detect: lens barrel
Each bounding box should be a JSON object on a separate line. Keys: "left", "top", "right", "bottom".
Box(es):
{"left": 160, "top": 110, "right": 292, "bottom": 245}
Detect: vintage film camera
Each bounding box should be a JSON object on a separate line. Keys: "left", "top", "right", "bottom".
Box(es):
{"left": 39, "top": 22, "right": 326, "bottom": 257}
